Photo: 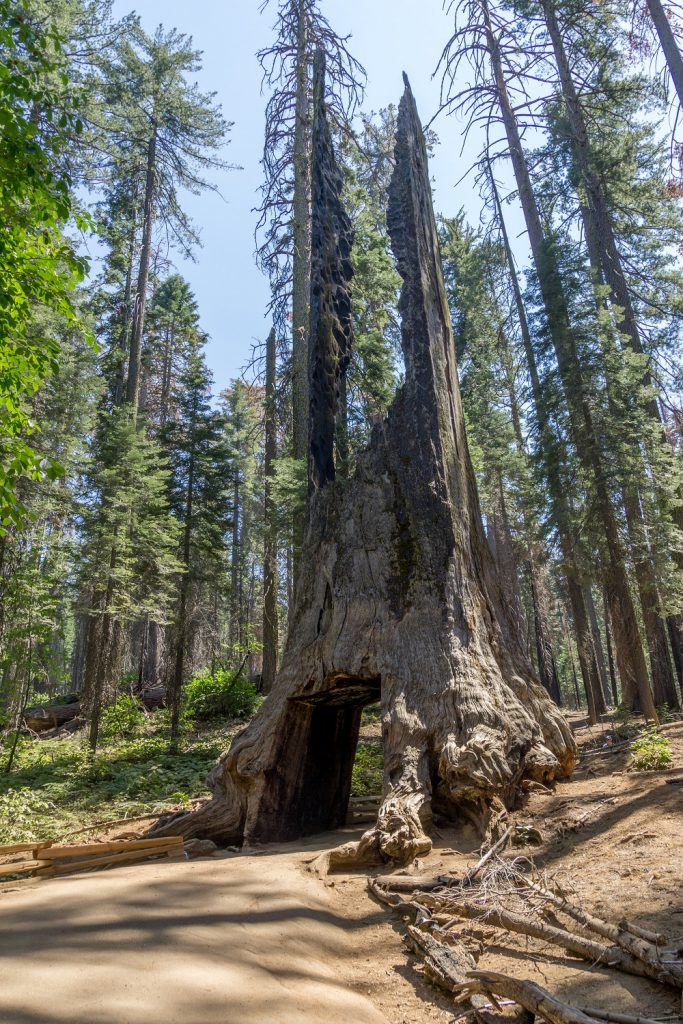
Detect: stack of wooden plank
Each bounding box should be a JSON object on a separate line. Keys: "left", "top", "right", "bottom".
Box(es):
{"left": 0, "top": 835, "right": 184, "bottom": 881}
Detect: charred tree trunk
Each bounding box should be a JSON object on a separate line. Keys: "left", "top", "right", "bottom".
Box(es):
{"left": 262, "top": 327, "right": 279, "bottom": 695}
{"left": 151, "top": 71, "right": 575, "bottom": 861}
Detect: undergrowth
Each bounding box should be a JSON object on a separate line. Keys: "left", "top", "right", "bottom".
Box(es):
{"left": 1, "top": 696, "right": 386, "bottom": 842}
{"left": 352, "top": 739, "right": 383, "bottom": 796}
{"left": 0, "top": 714, "right": 241, "bottom": 844}
{"left": 630, "top": 727, "right": 673, "bottom": 771}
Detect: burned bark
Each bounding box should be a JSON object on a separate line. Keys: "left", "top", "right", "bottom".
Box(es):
{"left": 152, "top": 74, "right": 575, "bottom": 862}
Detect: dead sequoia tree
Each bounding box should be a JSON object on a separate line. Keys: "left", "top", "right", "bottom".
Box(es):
{"left": 154, "top": 71, "right": 575, "bottom": 862}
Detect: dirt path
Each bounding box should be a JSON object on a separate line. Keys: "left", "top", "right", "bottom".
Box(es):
{"left": 1, "top": 717, "right": 681, "bottom": 1024}
{"left": 0, "top": 839, "right": 401, "bottom": 1024}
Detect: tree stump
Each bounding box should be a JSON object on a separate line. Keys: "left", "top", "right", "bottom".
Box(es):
{"left": 155, "top": 72, "right": 575, "bottom": 864}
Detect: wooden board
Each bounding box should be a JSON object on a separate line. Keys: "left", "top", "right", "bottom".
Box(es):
{"left": 0, "top": 859, "right": 51, "bottom": 877}
{"left": 44, "top": 836, "right": 183, "bottom": 859}
{"left": 36, "top": 844, "right": 182, "bottom": 877}
{"left": 0, "top": 841, "right": 51, "bottom": 857}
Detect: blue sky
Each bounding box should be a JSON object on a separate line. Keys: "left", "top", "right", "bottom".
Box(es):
{"left": 110, "top": 0, "right": 494, "bottom": 391}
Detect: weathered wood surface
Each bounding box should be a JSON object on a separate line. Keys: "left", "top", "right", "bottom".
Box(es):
{"left": 151, "top": 74, "right": 575, "bottom": 861}
{"left": 0, "top": 836, "right": 184, "bottom": 880}
{"left": 23, "top": 702, "right": 81, "bottom": 733}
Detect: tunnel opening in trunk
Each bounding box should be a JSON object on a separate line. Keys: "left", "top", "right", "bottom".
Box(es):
{"left": 276, "top": 674, "right": 382, "bottom": 839}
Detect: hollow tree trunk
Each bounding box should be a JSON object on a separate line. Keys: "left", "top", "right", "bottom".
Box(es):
{"left": 151, "top": 68, "right": 575, "bottom": 862}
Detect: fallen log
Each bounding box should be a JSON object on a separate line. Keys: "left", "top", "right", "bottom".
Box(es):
{"left": 374, "top": 873, "right": 460, "bottom": 893}
{"left": 405, "top": 924, "right": 500, "bottom": 1024}
{"left": 23, "top": 702, "right": 80, "bottom": 733}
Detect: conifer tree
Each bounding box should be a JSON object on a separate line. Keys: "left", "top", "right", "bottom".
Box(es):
{"left": 439, "top": 0, "right": 658, "bottom": 720}
{"left": 162, "top": 328, "right": 231, "bottom": 749}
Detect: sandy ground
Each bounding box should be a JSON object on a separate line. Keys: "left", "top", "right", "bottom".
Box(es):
{"left": 0, "top": 715, "right": 681, "bottom": 1024}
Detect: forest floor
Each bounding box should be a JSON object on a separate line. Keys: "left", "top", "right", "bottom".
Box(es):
{"left": 0, "top": 713, "right": 681, "bottom": 1024}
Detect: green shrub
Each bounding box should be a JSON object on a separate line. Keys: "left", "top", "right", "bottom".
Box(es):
{"left": 100, "top": 695, "right": 145, "bottom": 740}
{"left": 0, "top": 787, "right": 55, "bottom": 843}
{"left": 352, "top": 740, "right": 383, "bottom": 796}
{"left": 630, "top": 727, "right": 673, "bottom": 771}
{"left": 184, "top": 670, "right": 261, "bottom": 720}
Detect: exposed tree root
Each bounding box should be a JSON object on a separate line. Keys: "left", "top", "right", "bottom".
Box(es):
{"left": 367, "top": 857, "right": 683, "bottom": 1024}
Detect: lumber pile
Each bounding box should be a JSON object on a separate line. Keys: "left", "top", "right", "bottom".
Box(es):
{"left": 368, "top": 837, "right": 683, "bottom": 1024}
{"left": 0, "top": 835, "right": 184, "bottom": 881}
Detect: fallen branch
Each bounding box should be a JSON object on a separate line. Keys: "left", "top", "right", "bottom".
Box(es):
{"left": 421, "top": 896, "right": 681, "bottom": 987}
{"left": 455, "top": 970, "right": 603, "bottom": 1024}
{"left": 520, "top": 881, "right": 681, "bottom": 986}
{"left": 578, "top": 1008, "right": 667, "bottom": 1024}
{"left": 617, "top": 921, "right": 667, "bottom": 945}
{"left": 462, "top": 826, "right": 514, "bottom": 887}
{"left": 374, "top": 873, "right": 460, "bottom": 892}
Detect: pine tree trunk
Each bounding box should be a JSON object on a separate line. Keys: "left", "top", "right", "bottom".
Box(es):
{"left": 583, "top": 586, "right": 609, "bottom": 712}
{"left": 545, "top": 2, "right": 678, "bottom": 711}
{"left": 126, "top": 121, "right": 157, "bottom": 417}
{"left": 229, "top": 469, "right": 240, "bottom": 647}
{"left": 291, "top": 0, "right": 312, "bottom": 548}
{"left": 488, "top": 160, "right": 604, "bottom": 722}
{"left": 169, "top": 453, "right": 194, "bottom": 751}
{"left": 529, "top": 560, "right": 562, "bottom": 705}
{"left": 645, "top": 0, "right": 683, "bottom": 107}
{"left": 577, "top": 193, "right": 677, "bottom": 708}
{"left": 262, "top": 328, "right": 279, "bottom": 694}
{"left": 603, "top": 587, "right": 620, "bottom": 706}
{"left": 151, "top": 71, "right": 575, "bottom": 860}
{"left": 484, "top": 0, "right": 657, "bottom": 722}
{"left": 561, "top": 607, "right": 583, "bottom": 709}
{"left": 488, "top": 475, "right": 529, "bottom": 657}
{"left": 666, "top": 615, "right": 683, "bottom": 705}
{"left": 112, "top": 214, "right": 138, "bottom": 407}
